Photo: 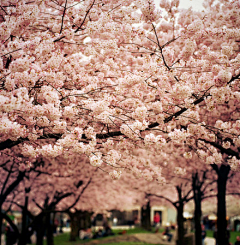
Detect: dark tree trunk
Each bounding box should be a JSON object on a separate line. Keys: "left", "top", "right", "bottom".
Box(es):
{"left": 176, "top": 203, "right": 185, "bottom": 245}
{"left": 176, "top": 186, "right": 185, "bottom": 245}
{"left": 192, "top": 173, "right": 203, "bottom": 245}
{"left": 36, "top": 214, "right": 45, "bottom": 245}
{"left": 46, "top": 212, "right": 54, "bottom": 245}
{"left": 141, "top": 201, "right": 151, "bottom": 231}
{"left": 68, "top": 210, "right": 93, "bottom": 241}
{"left": 36, "top": 228, "right": 44, "bottom": 245}
{"left": 214, "top": 164, "right": 230, "bottom": 245}
{"left": 83, "top": 212, "right": 92, "bottom": 229}
{"left": 18, "top": 198, "right": 28, "bottom": 245}
{"left": 59, "top": 213, "right": 63, "bottom": 233}
{"left": 69, "top": 212, "right": 79, "bottom": 241}
{"left": 19, "top": 189, "right": 30, "bottom": 245}
{"left": 0, "top": 170, "right": 25, "bottom": 245}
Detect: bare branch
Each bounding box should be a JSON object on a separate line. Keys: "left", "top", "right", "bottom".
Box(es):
{"left": 59, "top": 0, "right": 68, "bottom": 34}
{"left": 74, "top": 0, "right": 96, "bottom": 33}
{"left": 1, "top": 48, "right": 22, "bottom": 57}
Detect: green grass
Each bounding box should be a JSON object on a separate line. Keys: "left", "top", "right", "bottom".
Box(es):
{"left": 206, "top": 229, "right": 214, "bottom": 238}
{"left": 206, "top": 229, "right": 240, "bottom": 244}
{"left": 112, "top": 227, "right": 156, "bottom": 235}
{"left": 45, "top": 233, "right": 81, "bottom": 245}
{"left": 38, "top": 227, "right": 240, "bottom": 245}
{"left": 39, "top": 227, "right": 158, "bottom": 245}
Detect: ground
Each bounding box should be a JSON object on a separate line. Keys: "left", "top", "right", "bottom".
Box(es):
{"left": 80, "top": 233, "right": 216, "bottom": 245}
{"left": 81, "top": 233, "right": 174, "bottom": 245}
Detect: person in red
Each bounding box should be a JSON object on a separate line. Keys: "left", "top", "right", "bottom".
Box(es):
{"left": 154, "top": 212, "right": 161, "bottom": 232}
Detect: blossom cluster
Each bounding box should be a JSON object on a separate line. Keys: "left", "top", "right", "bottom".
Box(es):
{"left": 0, "top": 0, "right": 239, "bottom": 185}
{"left": 109, "top": 170, "right": 122, "bottom": 180}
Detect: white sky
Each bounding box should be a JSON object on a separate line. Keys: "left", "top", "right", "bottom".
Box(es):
{"left": 154, "top": 0, "right": 204, "bottom": 11}
{"left": 178, "top": 0, "right": 204, "bottom": 10}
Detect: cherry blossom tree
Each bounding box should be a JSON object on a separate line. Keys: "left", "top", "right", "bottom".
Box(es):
{"left": 10, "top": 156, "right": 94, "bottom": 245}
{"left": 126, "top": 145, "right": 218, "bottom": 245}
{"left": 0, "top": 148, "right": 44, "bottom": 244}
{"left": 6, "top": 153, "right": 137, "bottom": 245}
{"left": 0, "top": 0, "right": 240, "bottom": 245}
{"left": 57, "top": 164, "right": 136, "bottom": 242}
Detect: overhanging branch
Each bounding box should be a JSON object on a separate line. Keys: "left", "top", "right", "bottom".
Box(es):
{"left": 1, "top": 73, "right": 239, "bottom": 151}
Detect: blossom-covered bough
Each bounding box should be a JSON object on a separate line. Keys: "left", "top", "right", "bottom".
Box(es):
{"left": 1, "top": 0, "right": 239, "bottom": 175}
{"left": 0, "top": 0, "right": 240, "bottom": 244}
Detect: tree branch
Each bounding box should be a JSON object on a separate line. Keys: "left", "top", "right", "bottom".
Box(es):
{"left": 65, "top": 177, "right": 92, "bottom": 211}
{"left": 59, "top": 0, "right": 67, "bottom": 34}
{"left": 1, "top": 73, "right": 239, "bottom": 151}
{"left": 74, "top": 0, "right": 95, "bottom": 33}
{"left": 199, "top": 139, "right": 239, "bottom": 159}
{"left": 147, "top": 193, "right": 176, "bottom": 207}
{"left": 0, "top": 171, "right": 25, "bottom": 206}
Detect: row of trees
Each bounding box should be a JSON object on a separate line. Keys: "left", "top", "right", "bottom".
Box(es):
{"left": 1, "top": 146, "right": 240, "bottom": 245}
{"left": 0, "top": 0, "right": 239, "bottom": 245}
{"left": 126, "top": 147, "right": 240, "bottom": 245}
{"left": 0, "top": 150, "right": 138, "bottom": 245}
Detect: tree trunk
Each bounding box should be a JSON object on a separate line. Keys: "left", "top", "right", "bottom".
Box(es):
{"left": 69, "top": 212, "right": 79, "bottom": 241}
{"left": 141, "top": 201, "right": 151, "bottom": 231}
{"left": 36, "top": 229, "right": 44, "bottom": 245}
{"left": 176, "top": 186, "right": 185, "bottom": 245}
{"left": 36, "top": 214, "right": 45, "bottom": 245}
{"left": 215, "top": 164, "right": 230, "bottom": 245}
{"left": 176, "top": 203, "right": 185, "bottom": 245}
{"left": 83, "top": 211, "right": 92, "bottom": 229}
{"left": 18, "top": 191, "right": 29, "bottom": 245}
{"left": 46, "top": 212, "right": 54, "bottom": 245}
{"left": 192, "top": 173, "right": 202, "bottom": 245}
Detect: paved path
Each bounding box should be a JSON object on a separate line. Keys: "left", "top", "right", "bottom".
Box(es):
{"left": 133, "top": 233, "right": 175, "bottom": 244}
{"left": 81, "top": 233, "right": 174, "bottom": 245}
{"left": 81, "top": 233, "right": 216, "bottom": 245}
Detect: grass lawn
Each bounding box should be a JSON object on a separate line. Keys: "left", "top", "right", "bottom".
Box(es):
{"left": 112, "top": 227, "right": 159, "bottom": 235}
{"left": 38, "top": 227, "right": 240, "bottom": 245}
{"left": 206, "top": 229, "right": 240, "bottom": 244}
{"left": 39, "top": 227, "right": 160, "bottom": 245}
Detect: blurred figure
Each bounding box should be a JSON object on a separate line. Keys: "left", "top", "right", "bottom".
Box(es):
{"left": 201, "top": 224, "right": 206, "bottom": 245}
{"left": 102, "top": 224, "right": 114, "bottom": 237}
{"left": 235, "top": 236, "right": 240, "bottom": 245}
{"left": 102, "top": 216, "right": 114, "bottom": 237}
{"left": 93, "top": 228, "right": 103, "bottom": 239}
{"left": 163, "top": 226, "right": 173, "bottom": 242}
{"left": 154, "top": 212, "right": 160, "bottom": 226}
{"left": 59, "top": 219, "right": 64, "bottom": 233}
{"left": 134, "top": 215, "right": 139, "bottom": 226}
{"left": 170, "top": 221, "right": 176, "bottom": 230}
{"left": 154, "top": 212, "right": 160, "bottom": 232}
{"left": 53, "top": 218, "right": 59, "bottom": 234}
{"left": 79, "top": 228, "right": 93, "bottom": 240}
